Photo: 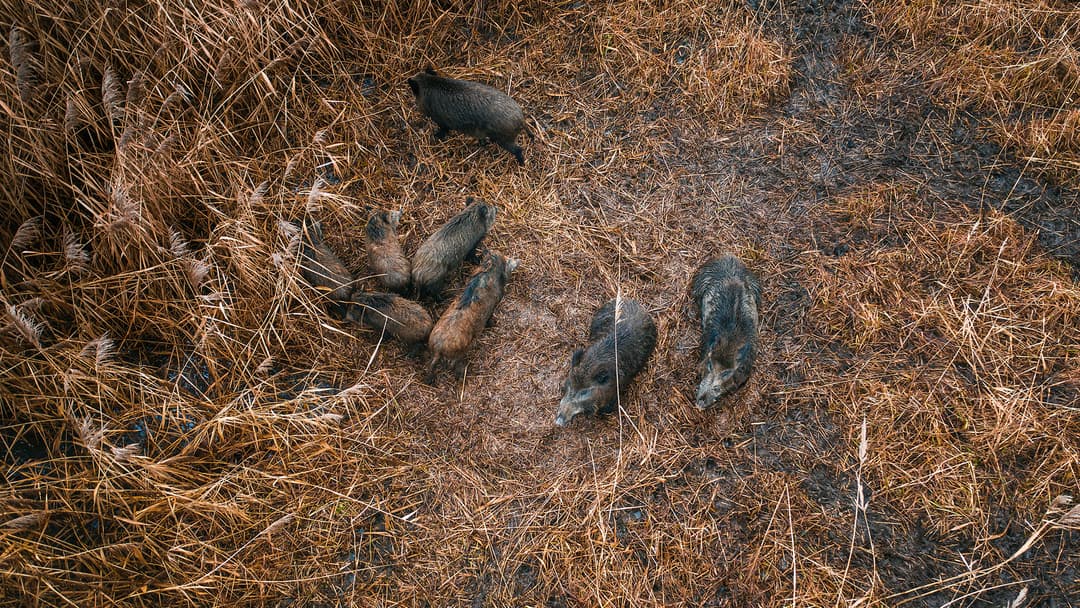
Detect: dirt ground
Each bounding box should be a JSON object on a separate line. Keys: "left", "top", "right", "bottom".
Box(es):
{"left": 1, "top": 0, "right": 1078, "bottom": 606}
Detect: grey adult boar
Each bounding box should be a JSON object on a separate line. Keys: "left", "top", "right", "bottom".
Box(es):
{"left": 407, "top": 68, "right": 527, "bottom": 165}
{"left": 555, "top": 298, "right": 656, "bottom": 426}
{"left": 691, "top": 255, "right": 761, "bottom": 409}
{"left": 411, "top": 201, "right": 497, "bottom": 301}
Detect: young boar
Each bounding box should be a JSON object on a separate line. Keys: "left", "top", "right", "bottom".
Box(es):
{"left": 426, "top": 251, "right": 519, "bottom": 382}
{"left": 411, "top": 201, "right": 497, "bottom": 301}
{"left": 555, "top": 298, "right": 657, "bottom": 427}
{"left": 298, "top": 219, "right": 354, "bottom": 300}
{"left": 365, "top": 210, "right": 411, "bottom": 293}
{"left": 691, "top": 255, "right": 761, "bottom": 409}
{"left": 407, "top": 68, "right": 527, "bottom": 165}
{"left": 332, "top": 291, "right": 434, "bottom": 345}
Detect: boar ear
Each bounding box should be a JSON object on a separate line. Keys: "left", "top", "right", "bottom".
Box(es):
{"left": 425, "top": 66, "right": 438, "bottom": 75}
{"left": 570, "top": 348, "right": 584, "bottom": 367}
{"left": 389, "top": 210, "right": 402, "bottom": 226}
{"left": 407, "top": 78, "right": 419, "bottom": 96}
{"left": 506, "top": 258, "right": 520, "bottom": 273}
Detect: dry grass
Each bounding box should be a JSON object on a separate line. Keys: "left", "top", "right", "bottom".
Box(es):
{"left": 1, "top": 0, "right": 1077, "bottom": 606}
{"left": 794, "top": 183, "right": 1079, "bottom": 602}
{"left": 860, "top": 0, "right": 1080, "bottom": 184}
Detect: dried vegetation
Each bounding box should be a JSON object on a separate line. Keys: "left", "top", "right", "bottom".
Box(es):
{"left": 0, "top": 0, "right": 1076, "bottom": 606}
{"left": 860, "top": 0, "right": 1080, "bottom": 184}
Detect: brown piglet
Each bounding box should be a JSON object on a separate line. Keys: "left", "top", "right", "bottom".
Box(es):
{"left": 365, "top": 209, "right": 411, "bottom": 293}
{"left": 426, "top": 251, "right": 519, "bottom": 382}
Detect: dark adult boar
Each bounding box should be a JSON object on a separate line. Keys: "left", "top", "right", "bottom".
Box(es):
{"left": 365, "top": 210, "right": 411, "bottom": 293}
{"left": 333, "top": 291, "right": 433, "bottom": 345}
{"left": 411, "top": 201, "right": 497, "bottom": 300}
{"left": 426, "top": 251, "right": 519, "bottom": 382}
{"left": 691, "top": 255, "right": 761, "bottom": 409}
{"left": 407, "top": 68, "right": 527, "bottom": 165}
{"left": 555, "top": 298, "right": 656, "bottom": 427}
{"left": 297, "top": 219, "right": 354, "bottom": 300}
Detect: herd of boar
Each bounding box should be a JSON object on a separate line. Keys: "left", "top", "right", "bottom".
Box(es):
{"left": 294, "top": 68, "right": 762, "bottom": 427}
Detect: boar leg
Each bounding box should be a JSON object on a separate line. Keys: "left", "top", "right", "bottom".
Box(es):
{"left": 463, "top": 243, "right": 486, "bottom": 264}
{"left": 424, "top": 354, "right": 443, "bottom": 385}
{"left": 498, "top": 140, "right": 524, "bottom": 165}
{"left": 405, "top": 341, "right": 427, "bottom": 360}
{"left": 451, "top": 357, "right": 467, "bottom": 378}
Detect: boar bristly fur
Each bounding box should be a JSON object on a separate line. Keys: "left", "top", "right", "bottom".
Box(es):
{"left": 555, "top": 298, "right": 656, "bottom": 426}
{"left": 691, "top": 255, "right": 761, "bottom": 409}
{"left": 298, "top": 219, "right": 354, "bottom": 301}
{"left": 426, "top": 251, "right": 519, "bottom": 383}
{"left": 333, "top": 291, "right": 434, "bottom": 345}
{"left": 365, "top": 209, "right": 411, "bottom": 293}
{"left": 411, "top": 201, "right": 497, "bottom": 301}
{"left": 407, "top": 68, "right": 527, "bottom": 165}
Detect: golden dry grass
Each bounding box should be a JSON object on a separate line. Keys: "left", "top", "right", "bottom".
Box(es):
{"left": 860, "top": 0, "right": 1080, "bottom": 185}
{"left": 1, "top": 0, "right": 1078, "bottom": 606}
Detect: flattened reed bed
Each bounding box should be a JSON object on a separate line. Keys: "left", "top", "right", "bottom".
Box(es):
{"left": 1, "top": 0, "right": 1078, "bottom": 606}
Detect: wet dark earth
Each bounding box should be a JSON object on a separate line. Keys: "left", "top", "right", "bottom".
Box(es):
{"left": 740, "top": 0, "right": 1080, "bottom": 272}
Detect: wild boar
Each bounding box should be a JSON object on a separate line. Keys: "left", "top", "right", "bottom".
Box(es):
{"left": 407, "top": 68, "right": 527, "bottom": 165}
{"left": 426, "top": 251, "right": 519, "bottom": 382}
{"left": 332, "top": 291, "right": 434, "bottom": 345}
{"left": 411, "top": 200, "right": 497, "bottom": 301}
{"left": 691, "top": 255, "right": 761, "bottom": 409}
{"left": 365, "top": 209, "right": 411, "bottom": 293}
{"left": 297, "top": 219, "right": 354, "bottom": 300}
{"left": 555, "top": 298, "right": 656, "bottom": 426}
